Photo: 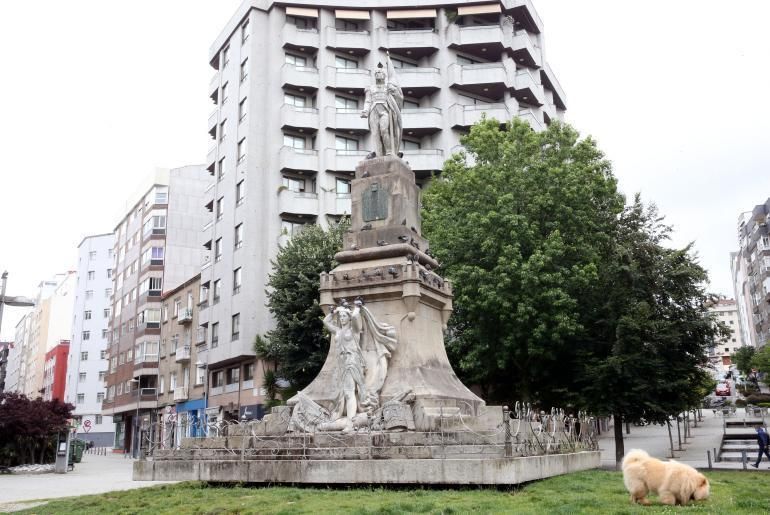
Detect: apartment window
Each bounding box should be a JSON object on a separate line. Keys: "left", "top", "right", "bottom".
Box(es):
{"left": 105, "top": 288, "right": 112, "bottom": 298}
{"left": 282, "top": 175, "right": 307, "bottom": 193}
{"left": 284, "top": 93, "right": 307, "bottom": 107}
{"left": 89, "top": 251, "right": 97, "bottom": 260}
{"left": 285, "top": 53, "right": 307, "bottom": 67}
{"left": 196, "top": 365, "right": 206, "bottom": 385}
{"left": 287, "top": 15, "right": 316, "bottom": 29}
{"left": 102, "top": 329, "right": 108, "bottom": 338}
{"left": 159, "top": 375, "right": 165, "bottom": 394}
{"left": 211, "top": 322, "right": 219, "bottom": 348}
{"left": 244, "top": 362, "right": 255, "bottom": 382}
{"left": 96, "top": 393, "right": 104, "bottom": 403}
{"left": 403, "top": 99, "right": 420, "bottom": 109}
{"left": 240, "top": 58, "right": 248, "bottom": 82}
{"left": 216, "top": 197, "right": 224, "bottom": 220}
{"left": 174, "top": 299, "right": 181, "bottom": 318}
{"left": 221, "top": 82, "right": 229, "bottom": 104}
{"left": 281, "top": 219, "right": 308, "bottom": 237}
{"left": 82, "top": 331, "right": 90, "bottom": 341}
{"left": 391, "top": 57, "right": 418, "bottom": 69}
{"left": 336, "top": 19, "right": 361, "bottom": 31}
{"left": 335, "top": 135, "right": 359, "bottom": 151}
{"left": 219, "top": 119, "right": 227, "bottom": 142}
{"left": 283, "top": 134, "right": 306, "bottom": 149}
{"left": 77, "top": 394, "right": 85, "bottom": 404}
{"left": 79, "top": 372, "right": 86, "bottom": 383}
{"left": 81, "top": 351, "right": 88, "bottom": 361}
{"left": 213, "top": 280, "right": 221, "bottom": 302}
{"left": 170, "top": 371, "right": 177, "bottom": 391}
{"left": 335, "top": 95, "right": 358, "bottom": 110}
{"left": 241, "top": 18, "right": 249, "bottom": 43}
{"left": 227, "top": 365, "right": 240, "bottom": 385}
{"left": 236, "top": 179, "right": 245, "bottom": 205}
{"left": 117, "top": 383, "right": 123, "bottom": 396}
{"left": 237, "top": 138, "right": 246, "bottom": 163}
{"left": 238, "top": 98, "right": 247, "bottom": 121}
{"left": 402, "top": 139, "right": 421, "bottom": 150}
{"left": 222, "top": 45, "right": 230, "bottom": 68}
{"left": 199, "top": 284, "right": 209, "bottom": 304}
{"left": 234, "top": 224, "right": 243, "bottom": 249}
{"left": 334, "top": 55, "right": 358, "bottom": 69}
{"left": 231, "top": 313, "right": 240, "bottom": 340}
{"left": 233, "top": 268, "right": 242, "bottom": 294}
{"left": 215, "top": 238, "right": 223, "bottom": 262}
{"left": 218, "top": 157, "right": 226, "bottom": 181}
{"left": 87, "top": 270, "right": 95, "bottom": 280}
{"left": 457, "top": 55, "right": 481, "bottom": 65}
{"left": 336, "top": 178, "right": 351, "bottom": 194}
{"left": 108, "top": 248, "right": 114, "bottom": 258}
{"left": 212, "top": 370, "right": 224, "bottom": 388}
{"left": 98, "top": 371, "right": 106, "bottom": 381}
{"left": 85, "top": 290, "right": 93, "bottom": 299}
{"left": 84, "top": 310, "right": 92, "bottom": 320}
{"left": 107, "top": 268, "right": 113, "bottom": 278}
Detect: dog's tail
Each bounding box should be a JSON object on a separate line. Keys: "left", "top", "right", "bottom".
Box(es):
{"left": 622, "top": 449, "right": 649, "bottom": 470}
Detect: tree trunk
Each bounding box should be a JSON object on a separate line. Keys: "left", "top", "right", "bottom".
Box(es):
{"left": 625, "top": 421, "right": 630, "bottom": 435}
{"left": 613, "top": 412, "right": 625, "bottom": 469}
{"left": 667, "top": 419, "right": 675, "bottom": 458}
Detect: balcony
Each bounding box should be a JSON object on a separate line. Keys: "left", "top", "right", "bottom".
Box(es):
{"left": 279, "top": 146, "right": 319, "bottom": 173}
{"left": 502, "top": 0, "right": 544, "bottom": 34}
{"left": 281, "top": 64, "right": 320, "bottom": 92}
{"left": 448, "top": 62, "right": 513, "bottom": 98}
{"left": 511, "top": 30, "right": 542, "bottom": 68}
{"left": 402, "top": 107, "right": 442, "bottom": 135}
{"left": 178, "top": 308, "right": 193, "bottom": 324}
{"left": 401, "top": 149, "right": 444, "bottom": 177}
{"left": 173, "top": 386, "right": 189, "bottom": 402}
{"left": 540, "top": 63, "right": 567, "bottom": 110}
{"left": 512, "top": 68, "right": 544, "bottom": 106}
{"left": 397, "top": 67, "right": 441, "bottom": 97}
{"left": 207, "top": 109, "right": 218, "bottom": 136}
{"left": 208, "top": 72, "right": 219, "bottom": 101}
{"left": 325, "top": 67, "right": 370, "bottom": 92}
{"left": 378, "top": 28, "right": 439, "bottom": 58}
{"left": 324, "top": 107, "right": 367, "bottom": 132}
{"left": 516, "top": 108, "right": 545, "bottom": 131}
{"left": 324, "top": 148, "right": 369, "bottom": 172}
{"left": 447, "top": 24, "right": 507, "bottom": 60}
{"left": 329, "top": 193, "right": 352, "bottom": 216}
{"left": 278, "top": 190, "right": 319, "bottom": 217}
{"left": 133, "top": 354, "right": 159, "bottom": 378}
{"left": 206, "top": 145, "right": 217, "bottom": 171}
{"left": 324, "top": 27, "right": 370, "bottom": 54}
{"left": 280, "top": 104, "right": 319, "bottom": 132}
{"left": 449, "top": 103, "right": 511, "bottom": 129}
{"left": 281, "top": 25, "right": 319, "bottom": 51}
{"left": 175, "top": 346, "right": 191, "bottom": 363}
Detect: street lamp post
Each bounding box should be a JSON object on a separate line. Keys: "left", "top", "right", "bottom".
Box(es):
{"left": 196, "top": 360, "right": 208, "bottom": 435}
{"left": 130, "top": 378, "right": 140, "bottom": 458}
{"left": 0, "top": 272, "right": 36, "bottom": 338}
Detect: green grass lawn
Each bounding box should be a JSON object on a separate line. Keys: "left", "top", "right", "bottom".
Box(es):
{"left": 12, "top": 470, "right": 770, "bottom": 515}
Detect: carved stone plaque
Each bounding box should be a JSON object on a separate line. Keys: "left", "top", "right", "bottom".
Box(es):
{"left": 362, "top": 182, "right": 388, "bottom": 222}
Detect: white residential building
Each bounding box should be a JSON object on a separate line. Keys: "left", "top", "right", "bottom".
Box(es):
{"left": 65, "top": 233, "right": 116, "bottom": 446}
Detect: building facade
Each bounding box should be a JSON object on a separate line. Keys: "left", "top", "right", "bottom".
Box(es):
{"left": 64, "top": 233, "right": 116, "bottom": 446}
{"left": 0, "top": 341, "right": 10, "bottom": 393}
{"left": 732, "top": 200, "right": 770, "bottom": 349}
{"left": 102, "top": 167, "right": 209, "bottom": 454}
{"left": 42, "top": 340, "right": 70, "bottom": 401}
{"left": 707, "top": 298, "right": 745, "bottom": 373}
{"left": 16, "top": 273, "right": 76, "bottom": 398}
{"left": 5, "top": 314, "right": 32, "bottom": 394}
{"left": 198, "top": 0, "right": 566, "bottom": 418}
{"left": 154, "top": 274, "right": 208, "bottom": 449}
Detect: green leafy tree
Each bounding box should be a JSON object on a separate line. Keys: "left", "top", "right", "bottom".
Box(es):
{"left": 732, "top": 346, "right": 756, "bottom": 377}
{"left": 578, "top": 198, "right": 728, "bottom": 466}
{"left": 257, "top": 219, "right": 349, "bottom": 390}
{"left": 751, "top": 345, "right": 770, "bottom": 385}
{"left": 422, "top": 118, "right": 623, "bottom": 405}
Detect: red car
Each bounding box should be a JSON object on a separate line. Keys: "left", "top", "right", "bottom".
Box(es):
{"left": 715, "top": 383, "right": 731, "bottom": 396}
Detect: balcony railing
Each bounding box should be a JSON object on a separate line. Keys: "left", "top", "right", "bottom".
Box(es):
{"left": 178, "top": 308, "right": 193, "bottom": 324}
{"left": 173, "top": 386, "right": 189, "bottom": 402}
{"left": 175, "top": 346, "right": 191, "bottom": 363}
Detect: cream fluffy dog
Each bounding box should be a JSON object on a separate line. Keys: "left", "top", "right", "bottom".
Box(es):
{"left": 622, "top": 449, "right": 710, "bottom": 506}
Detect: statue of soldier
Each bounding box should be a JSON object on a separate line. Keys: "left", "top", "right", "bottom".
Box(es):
{"left": 361, "top": 51, "right": 404, "bottom": 157}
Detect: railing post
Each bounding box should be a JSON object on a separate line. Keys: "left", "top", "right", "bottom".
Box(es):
{"left": 707, "top": 450, "right": 712, "bottom": 469}
{"left": 503, "top": 406, "right": 512, "bottom": 458}
{"left": 742, "top": 450, "right": 747, "bottom": 470}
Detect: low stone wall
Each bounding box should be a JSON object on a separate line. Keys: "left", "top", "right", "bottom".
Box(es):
{"left": 134, "top": 451, "right": 600, "bottom": 485}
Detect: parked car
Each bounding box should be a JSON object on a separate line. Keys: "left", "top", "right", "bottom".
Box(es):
{"left": 715, "top": 383, "right": 731, "bottom": 396}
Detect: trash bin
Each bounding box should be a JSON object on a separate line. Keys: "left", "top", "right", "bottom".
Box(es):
{"left": 70, "top": 439, "right": 87, "bottom": 463}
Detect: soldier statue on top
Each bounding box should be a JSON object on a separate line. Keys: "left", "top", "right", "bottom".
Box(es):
{"left": 361, "top": 51, "right": 404, "bottom": 158}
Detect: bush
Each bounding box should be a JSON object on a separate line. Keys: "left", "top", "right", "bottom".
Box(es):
{"left": 758, "top": 402, "right": 770, "bottom": 408}
{"left": 736, "top": 399, "right": 747, "bottom": 407}
{"left": 745, "top": 393, "right": 770, "bottom": 404}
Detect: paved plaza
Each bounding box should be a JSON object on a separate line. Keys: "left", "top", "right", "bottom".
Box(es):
{"left": 0, "top": 453, "right": 175, "bottom": 512}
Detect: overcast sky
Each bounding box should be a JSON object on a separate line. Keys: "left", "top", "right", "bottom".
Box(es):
{"left": 1, "top": 0, "right": 769, "bottom": 340}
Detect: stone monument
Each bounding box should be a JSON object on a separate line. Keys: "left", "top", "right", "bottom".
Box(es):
{"left": 133, "top": 59, "right": 600, "bottom": 484}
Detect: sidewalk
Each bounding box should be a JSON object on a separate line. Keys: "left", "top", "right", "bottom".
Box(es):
{"left": 0, "top": 453, "right": 175, "bottom": 511}
{"left": 597, "top": 409, "right": 769, "bottom": 471}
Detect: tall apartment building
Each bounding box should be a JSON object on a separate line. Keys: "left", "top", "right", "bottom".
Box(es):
{"left": 5, "top": 314, "right": 32, "bottom": 394}
{"left": 199, "top": 0, "right": 566, "bottom": 419}
{"left": 102, "top": 167, "right": 209, "bottom": 454}
{"left": 707, "top": 298, "right": 745, "bottom": 373}
{"left": 16, "top": 273, "right": 76, "bottom": 398}
{"left": 64, "top": 233, "right": 116, "bottom": 446}
{"left": 732, "top": 200, "right": 770, "bottom": 349}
